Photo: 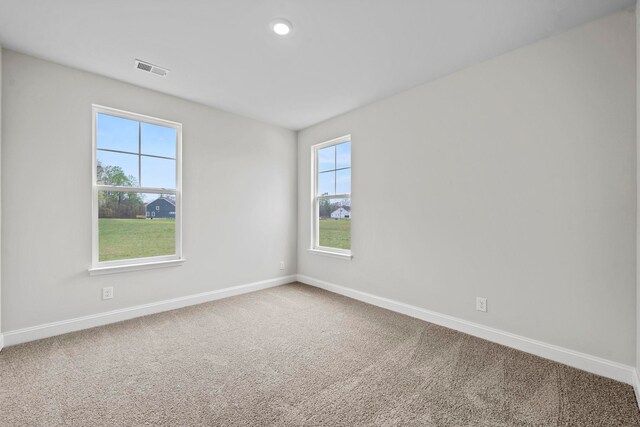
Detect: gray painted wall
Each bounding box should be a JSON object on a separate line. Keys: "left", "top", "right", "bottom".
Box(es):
{"left": 298, "top": 11, "right": 636, "bottom": 365}
{"left": 637, "top": 4, "right": 640, "bottom": 375}
{"left": 0, "top": 45, "right": 2, "bottom": 343}
{"left": 1, "top": 50, "right": 297, "bottom": 332}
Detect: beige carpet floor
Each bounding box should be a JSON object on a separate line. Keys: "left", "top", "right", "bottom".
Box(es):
{"left": 1, "top": 282, "right": 639, "bottom": 426}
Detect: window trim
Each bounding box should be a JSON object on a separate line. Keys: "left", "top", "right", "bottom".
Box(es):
{"left": 310, "top": 134, "right": 352, "bottom": 258}
{"left": 90, "top": 104, "right": 184, "bottom": 274}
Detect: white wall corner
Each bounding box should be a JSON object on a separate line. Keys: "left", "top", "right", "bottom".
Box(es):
{"left": 636, "top": 1, "right": 640, "bottom": 412}
{"left": 297, "top": 274, "right": 636, "bottom": 386}
{"left": 0, "top": 44, "right": 3, "bottom": 351}
{"left": 632, "top": 369, "right": 640, "bottom": 410}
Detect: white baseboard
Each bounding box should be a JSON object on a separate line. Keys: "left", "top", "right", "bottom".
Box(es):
{"left": 3, "top": 272, "right": 637, "bottom": 393}
{"left": 2, "top": 275, "right": 297, "bottom": 347}
{"left": 297, "top": 274, "right": 635, "bottom": 386}
{"left": 632, "top": 369, "right": 640, "bottom": 407}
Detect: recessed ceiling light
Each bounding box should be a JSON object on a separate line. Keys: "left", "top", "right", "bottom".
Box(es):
{"left": 271, "top": 19, "right": 292, "bottom": 36}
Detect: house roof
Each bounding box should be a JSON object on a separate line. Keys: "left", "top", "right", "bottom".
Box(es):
{"left": 149, "top": 195, "right": 176, "bottom": 206}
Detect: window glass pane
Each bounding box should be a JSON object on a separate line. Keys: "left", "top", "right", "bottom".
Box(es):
{"left": 141, "top": 122, "right": 177, "bottom": 158}
{"left": 97, "top": 151, "right": 139, "bottom": 186}
{"left": 336, "top": 141, "right": 351, "bottom": 169}
{"left": 141, "top": 156, "right": 176, "bottom": 189}
{"left": 318, "top": 171, "right": 335, "bottom": 196}
{"left": 318, "top": 198, "right": 351, "bottom": 250}
{"left": 318, "top": 146, "right": 335, "bottom": 172}
{"left": 98, "top": 191, "right": 175, "bottom": 261}
{"left": 336, "top": 168, "right": 351, "bottom": 194}
{"left": 96, "top": 113, "right": 139, "bottom": 153}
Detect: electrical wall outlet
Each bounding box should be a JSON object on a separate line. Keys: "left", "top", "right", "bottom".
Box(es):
{"left": 476, "top": 297, "right": 487, "bottom": 312}
{"left": 102, "top": 287, "right": 114, "bottom": 300}
{"left": 280, "top": 261, "right": 285, "bottom": 270}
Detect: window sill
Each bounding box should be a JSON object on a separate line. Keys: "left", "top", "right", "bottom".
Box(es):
{"left": 307, "top": 248, "right": 353, "bottom": 260}
{"left": 88, "top": 258, "right": 186, "bottom": 276}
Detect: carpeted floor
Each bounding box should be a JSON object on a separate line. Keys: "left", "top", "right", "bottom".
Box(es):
{"left": 1, "top": 283, "right": 639, "bottom": 426}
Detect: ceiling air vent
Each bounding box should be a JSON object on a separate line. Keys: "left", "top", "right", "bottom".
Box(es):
{"left": 134, "top": 59, "right": 169, "bottom": 77}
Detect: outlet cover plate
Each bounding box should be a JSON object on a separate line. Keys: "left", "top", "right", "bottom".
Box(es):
{"left": 102, "top": 287, "right": 114, "bottom": 300}
{"left": 476, "top": 297, "right": 487, "bottom": 312}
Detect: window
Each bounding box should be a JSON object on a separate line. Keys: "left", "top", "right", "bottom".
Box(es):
{"left": 91, "top": 105, "right": 183, "bottom": 274}
{"left": 311, "top": 135, "right": 352, "bottom": 258}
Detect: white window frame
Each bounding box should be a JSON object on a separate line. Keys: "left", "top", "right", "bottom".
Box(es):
{"left": 89, "top": 105, "right": 184, "bottom": 275}
{"left": 309, "top": 134, "right": 353, "bottom": 259}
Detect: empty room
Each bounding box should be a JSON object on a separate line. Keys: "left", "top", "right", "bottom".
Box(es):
{"left": 1, "top": 0, "right": 640, "bottom": 425}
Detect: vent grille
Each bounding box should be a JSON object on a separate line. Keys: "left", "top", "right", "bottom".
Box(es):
{"left": 151, "top": 67, "right": 168, "bottom": 77}
{"left": 134, "top": 59, "right": 169, "bottom": 77}
{"left": 136, "top": 62, "right": 152, "bottom": 72}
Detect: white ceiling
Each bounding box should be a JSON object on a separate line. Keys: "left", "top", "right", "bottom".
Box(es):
{"left": 0, "top": 0, "right": 634, "bottom": 130}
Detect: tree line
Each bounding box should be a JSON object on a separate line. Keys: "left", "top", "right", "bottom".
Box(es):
{"left": 97, "top": 162, "right": 145, "bottom": 218}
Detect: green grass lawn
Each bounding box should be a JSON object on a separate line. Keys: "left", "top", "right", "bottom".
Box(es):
{"left": 99, "top": 218, "right": 175, "bottom": 261}
{"left": 319, "top": 219, "right": 351, "bottom": 250}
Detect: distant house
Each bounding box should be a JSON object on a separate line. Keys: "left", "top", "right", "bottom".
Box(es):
{"left": 146, "top": 196, "right": 176, "bottom": 219}
{"left": 330, "top": 206, "right": 351, "bottom": 219}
